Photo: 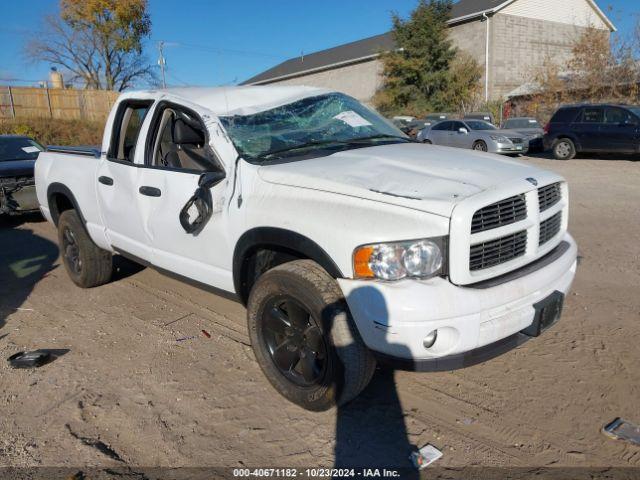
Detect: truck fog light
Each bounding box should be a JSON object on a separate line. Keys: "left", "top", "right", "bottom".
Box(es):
{"left": 423, "top": 330, "right": 438, "bottom": 349}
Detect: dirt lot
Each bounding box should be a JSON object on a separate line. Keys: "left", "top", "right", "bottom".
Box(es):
{"left": 0, "top": 156, "right": 639, "bottom": 476}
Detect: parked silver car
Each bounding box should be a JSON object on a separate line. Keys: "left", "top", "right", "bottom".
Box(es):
{"left": 421, "top": 119, "right": 529, "bottom": 154}
{"left": 501, "top": 117, "right": 544, "bottom": 152}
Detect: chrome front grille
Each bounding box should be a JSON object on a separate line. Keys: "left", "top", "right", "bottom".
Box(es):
{"left": 463, "top": 182, "right": 567, "bottom": 276}
{"left": 469, "top": 231, "right": 527, "bottom": 271}
{"left": 538, "top": 182, "right": 561, "bottom": 212}
{"left": 508, "top": 137, "right": 523, "bottom": 144}
{"left": 471, "top": 194, "right": 527, "bottom": 233}
{"left": 539, "top": 212, "right": 562, "bottom": 246}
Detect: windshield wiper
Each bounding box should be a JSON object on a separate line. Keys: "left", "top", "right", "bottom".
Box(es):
{"left": 341, "top": 134, "right": 413, "bottom": 145}
{"left": 257, "top": 139, "right": 349, "bottom": 160}
{"left": 257, "top": 134, "right": 411, "bottom": 160}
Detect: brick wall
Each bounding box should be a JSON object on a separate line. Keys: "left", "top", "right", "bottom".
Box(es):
{"left": 449, "top": 19, "right": 489, "bottom": 98}
{"left": 263, "top": 60, "right": 384, "bottom": 104}
{"left": 489, "top": 13, "right": 599, "bottom": 99}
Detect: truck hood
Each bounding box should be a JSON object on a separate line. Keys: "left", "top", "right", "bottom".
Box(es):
{"left": 0, "top": 159, "right": 36, "bottom": 178}
{"left": 257, "top": 143, "right": 544, "bottom": 217}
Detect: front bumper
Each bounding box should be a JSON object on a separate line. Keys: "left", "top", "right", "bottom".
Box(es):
{"left": 338, "top": 233, "right": 577, "bottom": 362}
{"left": 527, "top": 136, "right": 544, "bottom": 152}
{"left": 493, "top": 141, "right": 528, "bottom": 154}
{"left": 0, "top": 178, "right": 39, "bottom": 215}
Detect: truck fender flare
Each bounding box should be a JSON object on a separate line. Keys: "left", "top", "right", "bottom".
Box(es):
{"left": 46, "top": 182, "right": 87, "bottom": 227}
{"left": 233, "top": 227, "right": 344, "bottom": 303}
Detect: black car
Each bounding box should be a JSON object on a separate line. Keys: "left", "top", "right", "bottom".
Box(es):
{"left": 544, "top": 104, "right": 640, "bottom": 160}
{"left": 0, "top": 135, "right": 44, "bottom": 215}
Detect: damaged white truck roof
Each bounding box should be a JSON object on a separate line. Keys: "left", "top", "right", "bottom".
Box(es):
{"left": 120, "top": 85, "right": 334, "bottom": 116}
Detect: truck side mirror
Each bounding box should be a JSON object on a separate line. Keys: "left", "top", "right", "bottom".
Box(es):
{"left": 198, "top": 171, "right": 226, "bottom": 189}
{"left": 179, "top": 171, "right": 226, "bottom": 235}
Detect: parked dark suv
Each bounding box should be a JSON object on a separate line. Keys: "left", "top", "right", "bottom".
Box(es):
{"left": 544, "top": 104, "right": 640, "bottom": 160}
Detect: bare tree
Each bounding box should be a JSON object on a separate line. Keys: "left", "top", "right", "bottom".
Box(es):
{"left": 26, "top": 0, "right": 155, "bottom": 91}
{"left": 523, "top": 24, "right": 640, "bottom": 120}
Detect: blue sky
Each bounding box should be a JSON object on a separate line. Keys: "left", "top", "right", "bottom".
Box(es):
{"left": 0, "top": 0, "right": 637, "bottom": 89}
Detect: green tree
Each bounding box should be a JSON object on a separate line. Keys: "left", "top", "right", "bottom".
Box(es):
{"left": 27, "top": 0, "right": 154, "bottom": 91}
{"left": 374, "top": 0, "right": 481, "bottom": 116}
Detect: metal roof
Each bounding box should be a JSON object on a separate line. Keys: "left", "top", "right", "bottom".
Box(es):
{"left": 242, "top": 33, "right": 395, "bottom": 86}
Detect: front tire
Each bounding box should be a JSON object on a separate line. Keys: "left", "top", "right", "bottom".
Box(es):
{"left": 473, "top": 140, "right": 488, "bottom": 152}
{"left": 247, "top": 260, "right": 376, "bottom": 411}
{"left": 552, "top": 138, "right": 576, "bottom": 160}
{"left": 57, "top": 210, "right": 112, "bottom": 288}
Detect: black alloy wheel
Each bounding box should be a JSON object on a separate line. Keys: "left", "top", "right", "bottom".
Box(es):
{"left": 262, "top": 296, "right": 328, "bottom": 387}
{"left": 62, "top": 227, "right": 82, "bottom": 275}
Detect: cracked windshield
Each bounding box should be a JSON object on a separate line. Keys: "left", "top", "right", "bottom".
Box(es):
{"left": 220, "top": 92, "right": 408, "bottom": 161}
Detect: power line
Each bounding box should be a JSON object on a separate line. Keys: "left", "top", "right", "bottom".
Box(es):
{"left": 165, "top": 70, "right": 191, "bottom": 87}
{"left": 152, "top": 40, "right": 292, "bottom": 59}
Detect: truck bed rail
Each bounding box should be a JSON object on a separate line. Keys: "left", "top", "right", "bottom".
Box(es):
{"left": 46, "top": 145, "right": 102, "bottom": 158}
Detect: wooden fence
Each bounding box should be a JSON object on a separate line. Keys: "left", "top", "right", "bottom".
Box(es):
{"left": 0, "top": 86, "right": 119, "bottom": 121}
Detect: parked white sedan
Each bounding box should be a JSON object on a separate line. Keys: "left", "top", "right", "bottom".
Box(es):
{"left": 421, "top": 119, "right": 529, "bottom": 155}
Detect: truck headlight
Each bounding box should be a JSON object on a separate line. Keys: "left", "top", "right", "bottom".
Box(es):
{"left": 353, "top": 237, "right": 446, "bottom": 280}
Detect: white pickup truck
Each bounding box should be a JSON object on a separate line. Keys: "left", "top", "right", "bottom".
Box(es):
{"left": 35, "top": 86, "right": 577, "bottom": 411}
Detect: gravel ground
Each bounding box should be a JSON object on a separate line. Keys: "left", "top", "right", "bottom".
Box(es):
{"left": 0, "top": 155, "right": 639, "bottom": 477}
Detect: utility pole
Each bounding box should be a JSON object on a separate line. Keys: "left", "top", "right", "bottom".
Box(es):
{"left": 158, "top": 41, "right": 167, "bottom": 88}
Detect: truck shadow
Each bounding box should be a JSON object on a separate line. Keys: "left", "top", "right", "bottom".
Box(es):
{"left": 330, "top": 286, "right": 421, "bottom": 478}
{"left": 0, "top": 216, "right": 58, "bottom": 333}
{"left": 111, "top": 254, "right": 147, "bottom": 282}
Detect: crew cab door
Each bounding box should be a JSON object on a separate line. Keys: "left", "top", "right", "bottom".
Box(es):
{"left": 136, "top": 101, "right": 234, "bottom": 292}
{"left": 450, "top": 121, "right": 470, "bottom": 148}
{"left": 97, "top": 99, "right": 155, "bottom": 260}
{"left": 573, "top": 106, "right": 605, "bottom": 151}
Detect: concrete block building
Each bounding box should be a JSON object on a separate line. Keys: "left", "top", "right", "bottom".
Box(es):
{"left": 243, "top": 0, "right": 615, "bottom": 103}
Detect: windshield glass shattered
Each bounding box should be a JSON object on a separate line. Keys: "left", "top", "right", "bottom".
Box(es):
{"left": 0, "top": 137, "right": 44, "bottom": 162}
{"left": 465, "top": 120, "right": 497, "bottom": 131}
{"left": 219, "top": 93, "right": 408, "bottom": 161}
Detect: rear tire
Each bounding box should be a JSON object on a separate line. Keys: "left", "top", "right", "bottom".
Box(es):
{"left": 552, "top": 138, "right": 576, "bottom": 160}
{"left": 247, "top": 260, "right": 376, "bottom": 411}
{"left": 57, "top": 210, "right": 112, "bottom": 288}
{"left": 473, "top": 140, "right": 488, "bottom": 152}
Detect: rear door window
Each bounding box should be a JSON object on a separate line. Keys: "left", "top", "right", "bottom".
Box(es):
{"left": 580, "top": 107, "right": 605, "bottom": 123}
{"left": 109, "top": 101, "right": 153, "bottom": 162}
{"left": 432, "top": 121, "right": 452, "bottom": 131}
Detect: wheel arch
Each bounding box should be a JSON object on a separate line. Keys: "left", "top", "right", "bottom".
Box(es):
{"left": 46, "top": 183, "right": 87, "bottom": 227}
{"left": 233, "top": 227, "right": 344, "bottom": 305}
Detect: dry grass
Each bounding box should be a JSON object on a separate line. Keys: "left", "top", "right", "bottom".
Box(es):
{"left": 0, "top": 118, "right": 105, "bottom": 146}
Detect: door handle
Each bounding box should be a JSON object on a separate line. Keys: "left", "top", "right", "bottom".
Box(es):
{"left": 98, "top": 176, "right": 114, "bottom": 186}
{"left": 139, "top": 186, "right": 162, "bottom": 197}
